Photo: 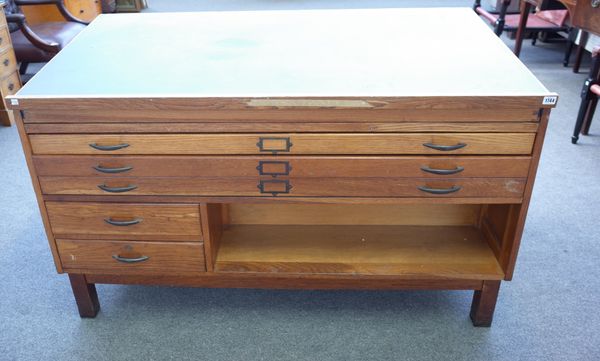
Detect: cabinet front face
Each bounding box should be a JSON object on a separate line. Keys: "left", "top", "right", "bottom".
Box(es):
{"left": 6, "top": 9, "right": 555, "bottom": 325}
{"left": 574, "top": 0, "right": 600, "bottom": 34}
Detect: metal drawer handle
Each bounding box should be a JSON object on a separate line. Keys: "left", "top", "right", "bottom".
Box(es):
{"left": 112, "top": 255, "right": 149, "bottom": 263}
{"left": 3, "top": 59, "right": 8, "bottom": 66}
{"left": 89, "top": 143, "right": 129, "bottom": 151}
{"left": 420, "top": 166, "right": 464, "bottom": 175}
{"left": 104, "top": 217, "right": 143, "bottom": 226}
{"left": 7, "top": 83, "right": 14, "bottom": 91}
{"left": 423, "top": 142, "right": 467, "bottom": 151}
{"left": 256, "top": 137, "right": 293, "bottom": 154}
{"left": 93, "top": 165, "right": 133, "bottom": 174}
{"left": 592, "top": 0, "right": 600, "bottom": 8}
{"left": 256, "top": 160, "right": 292, "bottom": 177}
{"left": 98, "top": 184, "right": 137, "bottom": 193}
{"left": 418, "top": 185, "right": 462, "bottom": 194}
{"left": 258, "top": 179, "right": 292, "bottom": 196}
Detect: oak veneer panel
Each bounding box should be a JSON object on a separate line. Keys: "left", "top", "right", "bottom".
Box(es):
{"left": 86, "top": 273, "right": 485, "bottom": 290}
{"left": 32, "top": 156, "right": 532, "bottom": 178}
{"left": 29, "top": 133, "right": 536, "bottom": 155}
{"left": 57, "top": 240, "right": 206, "bottom": 275}
{"left": 39, "top": 177, "right": 526, "bottom": 198}
{"left": 46, "top": 202, "right": 202, "bottom": 241}
{"left": 215, "top": 225, "right": 504, "bottom": 280}
{"left": 24, "top": 122, "right": 540, "bottom": 134}
{"left": 227, "top": 204, "right": 481, "bottom": 226}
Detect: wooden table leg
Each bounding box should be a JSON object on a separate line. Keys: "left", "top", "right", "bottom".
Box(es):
{"left": 68, "top": 274, "right": 100, "bottom": 318}
{"left": 470, "top": 280, "right": 501, "bottom": 327}
{"left": 514, "top": 2, "right": 532, "bottom": 57}
{"left": 574, "top": 31, "right": 589, "bottom": 74}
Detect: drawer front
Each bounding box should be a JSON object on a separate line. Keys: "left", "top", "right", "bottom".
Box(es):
{"left": 57, "top": 239, "right": 206, "bottom": 275}
{"left": 0, "top": 27, "right": 11, "bottom": 52}
{"left": 0, "top": 48, "right": 17, "bottom": 76}
{"left": 46, "top": 202, "right": 202, "bottom": 240}
{"left": 0, "top": 71, "right": 20, "bottom": 96}
{"left": 29, "top": 133, "right": 536, "bottom": 155}
{"left": 40, "top": 177, "right": 526, "bottom": 198}
{"left": 33, "top": 155, "right": 532, "bottom": 178}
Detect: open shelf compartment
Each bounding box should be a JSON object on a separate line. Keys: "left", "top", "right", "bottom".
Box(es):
{"left": 205, "top": 203, "right": 510, "bottom": 280}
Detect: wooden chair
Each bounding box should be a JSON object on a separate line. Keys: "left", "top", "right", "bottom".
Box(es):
{"left": 3, "top": 0, "right": 88, "bottom": 76}
{"left": 572, "top": 46, "right": 600, "bottom": 144}
{"left": 473, "top": 0, "right": 569, "bottom": 41}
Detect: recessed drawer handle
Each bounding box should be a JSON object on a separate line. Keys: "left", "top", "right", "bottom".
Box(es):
{"left": 104, "top": 217, "right": 143, "bottom": 226}
{"left": 112, "top": 255, "right": 149, "bottom": 263}
{"left": 423, "top": 142, "right": 467, "bottom": 151}
{"left": 418, "top": 185, "right": 462, "bottom": 194}
{"left": 89, "top": 143, "right": 129, "bottom": 151}
{"left": 420, "top": 166, "right": 464, "bottom": 175}
{"left": 98, "top": 184, "right": 137, "bottom": 193}
{"left": 93, "top": 165, "right": 133, "bottom": 174}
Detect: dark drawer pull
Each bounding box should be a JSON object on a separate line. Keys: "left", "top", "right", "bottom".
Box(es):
{"left": 93, "top": 165, "right": 133, "bottom": 174}
{"left": 104, "top": 217, "right": 143, "bottom": 226}
{"left": 98, "top": 184, "right": 137, "bottom": 193}
{"left": 593, "top": 0, "right": 600, "bottom": 8}
{"left": 258, "top": 179, "right": 292, "bottom": 196}
{"left": 256, "top": 161, "right": 292, "bottom": 177}
{"left": 418, "top": 185, "right": 462, "bottom": 194}
{"left": 89, "top": 143, "right": 129, "bottom": 151}
{"left": 7, "top": 83, "right": 14, "bottom": 91}
{"left": 256, "top": 137, "right": 293, "bottom": 154}
{"left": 3, "top": 59, "right": 8, "bottom": 66}
{"left": 423, "top": 142, "right": 467, "bottom": 151}
{"left": 112, "top": 255, "right": 149, "bottom": 263}
{"left": 420, "top": 166, "right": 464, "bottom": 175}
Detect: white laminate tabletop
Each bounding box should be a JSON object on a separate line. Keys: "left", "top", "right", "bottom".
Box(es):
{"left": 14, "top": 8, "right": 553, "bottom": 99}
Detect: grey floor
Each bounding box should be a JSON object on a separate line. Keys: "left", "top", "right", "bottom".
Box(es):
{"left": 1, "top": 1, "right": 599, "bottom": 360}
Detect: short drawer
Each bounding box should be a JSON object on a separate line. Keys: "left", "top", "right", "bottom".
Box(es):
{"left": 40, "top": 177, "right": 526, "bottom": 198}
{"left": 0, "top": 71, "right": 20, "bottom": 96}
{"left": 33, "top": 155, "right": 532, "bottom": 178}
{"left": 29, "top": 133, "right": 536, "bottom": 155}
{"left": 57, "top": 239, "right": 206, "bottom": 275}
{"left": 0, "top": 47, "right": 16, "bottom": 76}
{"left": 46, "top": 202, "right": 202, "bottom": 241}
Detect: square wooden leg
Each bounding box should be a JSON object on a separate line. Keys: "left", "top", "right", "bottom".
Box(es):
{"left": 470, "top": 280, "right": 501, "bottom": 327}
{"left": 68, "top": 274, "right": 100, "bottom": 318}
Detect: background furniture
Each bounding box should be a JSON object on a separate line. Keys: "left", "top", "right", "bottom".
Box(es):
{"left": 8, "top": 9, "right": 556, "bottom": 327}
{"left": 115, "top": 0, "right": 146, "bottom": 12}
{"left": 20, "top": 0, "right": 101, "bottom": 24}
{"left": 5, "top": 0, "right": 88, "bottom": 76}
{"left": 474, "top": 0, "right": 569, "bottom": 46}
{"left": 572, "top": 46, "right": 600, "bottom": 143}
{"left": 0, "top": 2, "right": 21, "bottom": 126}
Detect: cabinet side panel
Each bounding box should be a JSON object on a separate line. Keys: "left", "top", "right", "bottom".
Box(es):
{"left": 502, "top": 108, "right": 550, "bottom": 280}
{"left": 14, "top": 110, "right": 64, "bottom": 273}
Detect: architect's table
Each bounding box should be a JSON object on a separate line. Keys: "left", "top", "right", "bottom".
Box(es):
{"left": 8, "top": 8, "right": 557, "bottom": 327}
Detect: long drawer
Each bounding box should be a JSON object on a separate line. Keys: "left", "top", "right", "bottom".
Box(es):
{"left": 40, "top": 177, "right": 526, "bottom": 198}
{"left": 46, "top": 202, "right": 202, "bottom": 241}
{"left": 33, "top": 155, "right": 532, "bottom": 178}
{"left": 29, "top": 133, "right": 536, "bottom": 155}
{"left": 56, "top": 239, "right": 206, "bottom": 275}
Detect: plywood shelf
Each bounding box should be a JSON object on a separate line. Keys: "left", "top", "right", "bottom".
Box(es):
{"left": 214, "top": 225, "right": 504, "bottom": 280}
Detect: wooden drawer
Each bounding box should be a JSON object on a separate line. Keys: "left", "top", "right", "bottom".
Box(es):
{"left": 1, "top": 71, "right": 20, "bottom": 96}
{"left": 0, "top": 47, "right": 16, "bottom": 76}
{"left": 29, "top": 133, "right": 536, "bottom": 155}
{"left": 40, "top": 177, "right": 526, "bottom": 198}
{"left": 46, "top": 202, "right": 202, "bottom": 241}
{"left": 0, "top": 26, "right": 11, "bottom": 52}
{"left": 33, "top": 155, "right": 532, "bottom": 178}
{"left": 56, "top": 239, "right": 206, "bottom": 275}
